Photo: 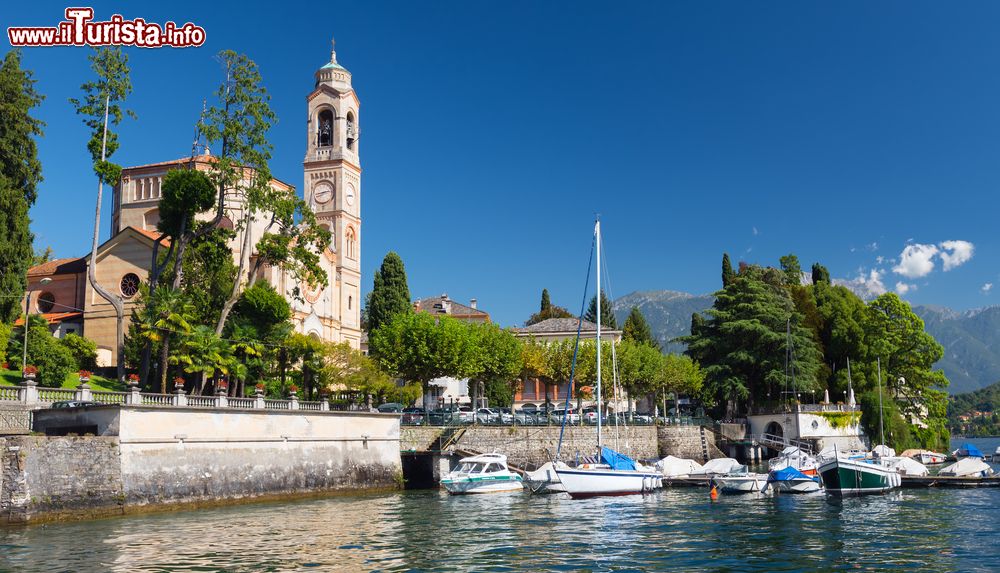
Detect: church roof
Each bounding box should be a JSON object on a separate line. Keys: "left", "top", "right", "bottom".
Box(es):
{"left": 320, "top": 61, "right": 346, "bottom": 71}
{"left": 27, "top": 257, "right": 87, "bottom": 277}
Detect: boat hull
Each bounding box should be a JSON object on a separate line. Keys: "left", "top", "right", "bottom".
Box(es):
{"left": 555, "top": 468, "right": 662, "bottom": 499}
{"left": 715, "top": 475, "right": 766, "bottom": 494}
{"left": 441, "top": 475, "right": 523, "bottom": 495}
{"left": 772, "top": 478, "right": 822, "bottom": 493}
{"left": 819, "top": 457, "right": 901, "bottom": 496}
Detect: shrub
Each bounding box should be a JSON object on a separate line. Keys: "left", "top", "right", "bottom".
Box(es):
{"left": 60, "top": 333, "right": 98, "bottom": 370}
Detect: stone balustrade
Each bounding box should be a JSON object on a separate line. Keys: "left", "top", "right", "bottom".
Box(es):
{"left": 0, "top": 379, "right": 336, "bottom": 413}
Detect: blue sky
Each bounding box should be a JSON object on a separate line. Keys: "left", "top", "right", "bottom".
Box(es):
{"left": 5, "top": 1, "right": 999, "bottom": 326}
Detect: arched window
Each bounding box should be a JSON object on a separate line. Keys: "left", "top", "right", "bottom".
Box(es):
{"left": 37, "top": 292, "right": 55, "bottom": 313}
{"left": 320, "top": 223, "right": 334, "bottom": 252}
{"left": 348, "top": 295, "right": 353, "bottom": 310}
{"left": 219, "top": 216, "right": 235, "bottom": 230}
{"left": 318, "top": 109, "right": 334, "bottom": 147}
{"left": 346, "top": 111, "right": 356, "bottom": 150}
{"left": 346, "top": 227, "right": 356, "bottom": 259}
{"left": 143, "top": 208, "right": 160, "bottom": 230}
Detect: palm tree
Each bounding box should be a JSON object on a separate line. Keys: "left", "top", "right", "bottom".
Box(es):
{"left": 180, "top": 325, "right": 232, "bottom": 394}
{"left": 133, "top": 286, "right": 195, "bottom": 392}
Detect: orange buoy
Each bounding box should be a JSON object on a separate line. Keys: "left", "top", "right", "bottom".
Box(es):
{"left": 710, "top": 485, "right": 719, "bottom": 500}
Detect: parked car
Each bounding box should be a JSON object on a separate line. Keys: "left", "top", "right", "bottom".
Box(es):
{"left": 377, "top": 403, "right": 403, "bottom": 413}
{"left": 514, "top": 409, "right": 536, "bottom": 425}
{"left": 497, "top": 408, "right": 514, "bottom": 424}
{"left": 582, "top": 408, "right": 604, "bottom": 425}
{"left": 550, "top": 408, "right": 580, "bottom": 424}
{"left": 401, "top": 407, "right": 426, "bottom": 424}
{"left": 51, "top": 400, "right": 98, "bottom": 409}
{"left": 428, "top": 407, "right": 460, "bottom": 425}
{"left": 457, "top": 406, "right": 475, "bottom": 424}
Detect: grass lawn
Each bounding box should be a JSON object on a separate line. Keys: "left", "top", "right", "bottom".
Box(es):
{"left": 0, "top": 369, "right": 123, "bottom": 391}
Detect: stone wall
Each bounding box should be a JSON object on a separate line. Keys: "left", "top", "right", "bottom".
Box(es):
{"left": 656, "top": 426, "right": 726, "bottom": 461}
{"left": 454, "top": 426, "right": 659, "bottom": 470}
{"left": 400, "top": 427, "right": 444, "bottom": 452}
{"left": 1, "top": 436, "right": 125, "bottom": 524}
{"left": 4, "top": 406, "right": 402, "bottom": 524}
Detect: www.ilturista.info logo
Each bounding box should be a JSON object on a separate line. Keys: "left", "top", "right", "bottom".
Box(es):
{"left": 8, "top": 8, "right": 206, "bottom": 48}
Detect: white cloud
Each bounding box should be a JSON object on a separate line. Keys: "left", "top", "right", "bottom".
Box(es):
{"left": 895, "top": 281, "right": 915, "bottom": 295}
{"left": 867, "top": 242, "right": 879, "bottom": 251}
{"left": 875, "top": 256, "right": 885, "bottom": 265}
{"left": 939, "top": 240, "right": 975, "bottom": 271}
{"left": 834, "top": 269, "right": 887, "bottom": 300}
{"left": 752, "top": 226, "right": 759, "bottom": 236}
{"left": 983, "top": 283, "right": 993, "bottom": 294}
{"left": 892, "top": 243, "right": 938, "bottom": 278}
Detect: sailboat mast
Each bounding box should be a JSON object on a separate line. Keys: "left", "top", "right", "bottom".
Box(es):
{"left": 877, "top": 357, "right": 885, "bottom": 447}
{"left": 595, "top": 219, "right": 603, "bottom": 454}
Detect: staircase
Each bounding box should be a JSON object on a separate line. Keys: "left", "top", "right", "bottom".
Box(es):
{"left": 433, "top": 426, "right": 466, "bottom": 453}
{"left": 698, "top": 426, "right": 710, "bottom": 462}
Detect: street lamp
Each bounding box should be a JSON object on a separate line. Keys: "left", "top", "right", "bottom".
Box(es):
{"left": 22, "top": 277, "right": 53, "bottom": 373}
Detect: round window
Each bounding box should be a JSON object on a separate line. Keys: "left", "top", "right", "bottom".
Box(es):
{"left": 37, "top": 292, "right": 55, "bottom": 313}
{"left": 120, "top": 273, "right": 140, "bottom": 298}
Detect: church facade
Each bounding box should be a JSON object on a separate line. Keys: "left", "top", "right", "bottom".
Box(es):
{"left": 24, "top": 43, "right": 363, "bottom": 366}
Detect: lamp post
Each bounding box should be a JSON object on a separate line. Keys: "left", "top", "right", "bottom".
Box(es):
{"left": 22, "top": 277, "right": 53, "bottom": 373}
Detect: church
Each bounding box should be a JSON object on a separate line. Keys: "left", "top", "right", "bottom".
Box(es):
{"left": 23, "top": 42, "right": 363, "bottom": 367}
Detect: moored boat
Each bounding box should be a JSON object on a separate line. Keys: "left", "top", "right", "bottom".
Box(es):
{"left": 768, "top": 446, "right": 819, "bottom": 476}
{"left": 714, "top": 466, "right": 768, "bottom": 494}
{"left": 767, "top": 466, "right": 822, "bottom": 493}
{"left": 524, "top": 461, "right": 569, "bottom": 494}
{"left": 440, "top": 453, "right": 523, "bottom": 494}
{"left": 939, "top": 457, "right": 995, "bottom": 478}
{"left": 900, "top": 449, "right": 947, "bottom": 465}
{"left": 818, "top": 451, "right": 901, "bottom": 496}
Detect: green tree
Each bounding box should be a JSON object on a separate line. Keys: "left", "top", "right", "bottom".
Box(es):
{"left": 622, "top": 306, "right": 658, "bottom": 349}
{"left": 779, "top": 253, "right": 803, "bottom": 286}
{"left": 584, "top": 292, "right": 617, "bottom": 329}
{"left": 366, "top": 252, "right": 412, "bottom": 333}
{"left": 811, "top": 263, "right": 831, "bottom": 285}
{"left": 60, "top": 333, "right": 98, "bottom": 371}
{"left": 721, "top": 253, "right": 735, "bottom": 287}
{"left": 70, "top": 47, "right": 135, "bottom": 382}
{"left": 133, "top": 286, "right": 195, "bottom": 392}
{"left": 0, "top": 50, "right": 44, "bottom": 323}
{"left": 468, "top": 322, "right": 523, "bottom": 409}
{"left": 540, "top": 289, "right": 551, "bottom": 312}
{"left": 7, "top": 315, "right": 75, "bottom": 387}
{"left": 284, "top": 332, "right": 326, "bottom": 399}
{"left": 682, "top": 265, "right": 822, "bottom": 417}
{"left": 369, "top": 312, "right": 479, "bottom": 414}
{"left": 175, "top": 325, "right": 232, "bottom": 393}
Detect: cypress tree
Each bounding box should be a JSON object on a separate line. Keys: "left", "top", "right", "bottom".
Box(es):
{"left": 622, "top": 306, "right": 658, "bottom": 349}
{"left": 811, "top": 263, "right": 831, "bottom": 285}
{"left": 540, "top": 288, "right": 551, "bottom": 312}
{"left": 721, "top": 253, "right": 735, "bottom": 287}
{"left": 366, "top": 252, "right": 412, "bottom": 333}
{"left": 584, "top": 292, "right": 617, "bottom": 329}
{"left": 0, "top": 50, "right": 44, "bottom": 323}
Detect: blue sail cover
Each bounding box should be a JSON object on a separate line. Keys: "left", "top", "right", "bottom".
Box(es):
{"left": 957, "top": 443, "right": 984, "bottom": 458}
{"left": 770, "top": 466, "right": 810, "bottom": 481}
{"left": 600, "top": 447, "right": 637, "bottom": 471}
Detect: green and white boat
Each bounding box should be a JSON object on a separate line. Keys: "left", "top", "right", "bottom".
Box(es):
{"left": 818, "top": 450, "right": 901, "bottom": 496}
{"left": 441, "top": 453, "right": 523, "bottom": 495}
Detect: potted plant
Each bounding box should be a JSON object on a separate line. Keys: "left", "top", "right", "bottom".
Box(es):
{"left": 217, "top": 378, "right": 229, "bottom": 392}
{"left": 254, "top": 382, "right": 266, "bottom": 395}
{"left": 78, "top": 370, "right": 93, "bottom": 383}
{"left": 126, "top": 373, "right": 140, "bottom": 387}
{"left": 288, "top": 384, "right": 299, "bottom": 397}
{"left": 22, "top": 365, "right": 38, "bottom": 381}
{"left": 174, "top": 377, "right": 186, "bottom": 391}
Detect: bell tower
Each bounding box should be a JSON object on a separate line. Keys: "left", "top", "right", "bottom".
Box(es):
{"left": 303, "top": 37, "right": 362, "bottom": 345}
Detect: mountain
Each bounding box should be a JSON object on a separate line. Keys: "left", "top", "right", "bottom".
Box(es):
{"left": 913, "top": 305, "right": 1000, "bottom": 394}
{"left": 613, "top": 289, "right": 1000, "bottom": 395}
{"left": 612, "top": 290, "right": 714, "bottom": 354}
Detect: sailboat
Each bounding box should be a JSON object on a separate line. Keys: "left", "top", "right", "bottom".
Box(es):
{"left": 818, "top": 358, "right": 902, "bottom": 496}
{"left": 554, "top": 220, "right": 663, "bottom": 499}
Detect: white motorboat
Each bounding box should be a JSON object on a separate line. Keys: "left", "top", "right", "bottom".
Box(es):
{"left": 766, "top": 466, "right": 822, "bottom": 493}
{"left": 552, "top": 220, "right": 663, "bottom": 499}
{"left": 524, "top": 461, "right": 569, "bottom": 494}
{"left": 768, "top": 446, "right": 819, "bottom": 476}
{"left": 883, "top": 455, "right": 929, "bottom": 477}
{"left": 440, "top": 453, "right": 523, "bottom": 494}
{"left": 714, "top": 466, "right": 768, "bottom": 494}
{"left": 912, "top": 450, "right": 947, "bottom": 465}
{"left": 939, "top": 457, "right": 995, "bottom": 478}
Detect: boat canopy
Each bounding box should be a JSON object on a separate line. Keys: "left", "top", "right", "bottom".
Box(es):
{"left": 600, "top": 447, "right": 637, "bottom": 471}
{"left": 770, "top": 466, "right": 811, "bottom": 481}
{"left": 886, "top": 456, "right": 928, "bottom": 476}
{"left": 954, "top": 444, "right": 984, "bottom": 458}
{"left": 872, "top": 444, "right": 896, "bottom": 458}
{"left": 692, "top": 458, "right": 742, "bottom": 476}
{"left": 655, "top": 456, "right": 703, "bottom": 477}
{"left": 940, "top": 457, "right": 994, "bottom": 478}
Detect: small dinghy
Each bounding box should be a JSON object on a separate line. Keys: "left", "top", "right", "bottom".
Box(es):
{"left": 524, "top": 461, "right": 569, "bottom": 494}
{"left": 767, "top": 466, "right": 822, "bottom": 493}
{"left": 713, "top": 465, "right": 768, "bottom": 494}
{"left": 441, "top": 453, "right": 523, "bottom": 495}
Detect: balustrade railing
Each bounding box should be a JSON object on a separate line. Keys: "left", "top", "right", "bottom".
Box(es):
{"left": 37, "top": 388, "right": 75, "bottom": 402}
{"left": 186, "top": 396, "right": 216, "bottom": 408}
{"left": 299, "top": 402, "right": 322, "bottom": 411}
{"left": 92, "top": 391, "right": 127, "bottom": 405}
{"left": 0, "top": 386, "right": 19, "bottom": 401}
{"left": 141, "top": 393, "right": 173, "bottom": 406}
{"left": 229, "top": 397, "right": 255, "bottom": 409}
{"left": 264, "top": 400, "right": 291, "bottom": 410}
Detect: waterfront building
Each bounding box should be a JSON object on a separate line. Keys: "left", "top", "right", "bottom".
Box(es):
{"left": 22, "top": 41, "right": 364, "bottom": 366}
{"left": 410, "top": 294, "right": 490, "bottom": 408}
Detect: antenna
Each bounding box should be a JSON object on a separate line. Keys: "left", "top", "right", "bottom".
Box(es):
{"left": 191, "top": 98, "right": 209, "bottom": 158}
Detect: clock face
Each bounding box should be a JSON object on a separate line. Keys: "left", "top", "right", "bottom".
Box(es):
{"left": 314, "top": 181, "right": 334, "bottom": 204}
{"left": 345, "top": 185, "right": 356, "bottom": 206}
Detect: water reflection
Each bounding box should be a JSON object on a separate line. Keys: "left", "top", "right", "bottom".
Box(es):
{"left": 1, "top": 486, "right": 999, "bottom": 572}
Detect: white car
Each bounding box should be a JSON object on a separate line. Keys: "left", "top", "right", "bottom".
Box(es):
{"left": 476, "top": 408, "right": 513, "bottom": 424}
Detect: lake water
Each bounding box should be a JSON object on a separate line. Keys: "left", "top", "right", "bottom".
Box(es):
{"left": 1, "top": 437, "right": 998, "bottom": 572}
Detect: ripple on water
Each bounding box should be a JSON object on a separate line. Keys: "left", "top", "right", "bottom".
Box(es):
{"left": 0, "top": 484, "right": 999, "bottom": 572}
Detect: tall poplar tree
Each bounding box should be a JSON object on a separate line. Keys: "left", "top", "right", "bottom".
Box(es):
{"left": 0, "top": 50, "right": 43, "bottom": 323}
{"left": 540, "top": 289, "right": 552, "bottom": 312}
{"left": 365, "top": 252, "right": 411, "bottom": 333}
{"left": 721, "top": 253, "right": 735, "bottom": 287}
{"left": 70, "top": 47, "right": 135, "bottom": 381}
